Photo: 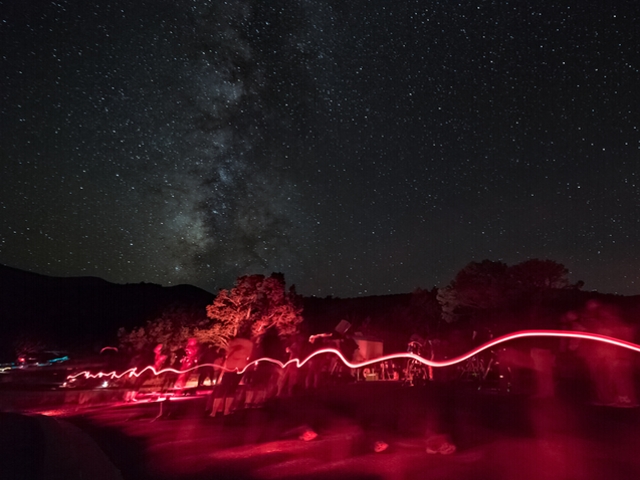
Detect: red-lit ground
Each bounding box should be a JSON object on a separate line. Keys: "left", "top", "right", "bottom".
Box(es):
{"left": 6, "top": 382, "right": 640, "bottom": 480}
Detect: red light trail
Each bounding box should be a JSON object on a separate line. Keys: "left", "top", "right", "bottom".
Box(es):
{"left": 66, "top": 330, "right": 640, "bottom": 383}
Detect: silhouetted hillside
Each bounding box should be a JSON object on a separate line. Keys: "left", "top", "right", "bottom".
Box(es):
{"left": 0, "top": 264, "right": 214, "bottom": 361}
{"left": 0, "top": 265, "right": 433, "bottom": 360}
{"left": 2, "top": 265, "right": 639, "bottom": 363}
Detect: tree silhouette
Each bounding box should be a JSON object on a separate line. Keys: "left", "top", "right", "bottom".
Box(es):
{"left": 438, "top": 259, "right": 575, "bottom": 324}
{"left": 203, "top": 273, "right": 303, "bottom": 348}
{"left": 438, "top": 260, "right": 509, "bottom": 323}
{"left": 118, "top": 304, "right": 206, "bottom": 353}
{"left": 508, "top": 259, "right": 571, "bottom": 290}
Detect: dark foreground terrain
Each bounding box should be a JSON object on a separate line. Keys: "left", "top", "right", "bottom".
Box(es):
{"left": 3, "top": 382, "right": 640, "bottom": 480}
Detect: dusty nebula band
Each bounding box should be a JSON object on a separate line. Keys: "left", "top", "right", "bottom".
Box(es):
{"left": 67, "top": 330, "right": 640, "bottom": 382}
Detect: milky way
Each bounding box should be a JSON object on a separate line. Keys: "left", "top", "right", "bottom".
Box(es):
{"left": 2, "top": 0, "right": 639, "bottom": 296}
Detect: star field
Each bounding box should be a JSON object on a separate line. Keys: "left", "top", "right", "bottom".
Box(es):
{"left": 2, "top": 0, "right": 639, "bottom": 297}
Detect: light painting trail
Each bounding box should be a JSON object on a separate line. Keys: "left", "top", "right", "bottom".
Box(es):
{"left": 66, "top": 330, "right": 640, "bottom": 383}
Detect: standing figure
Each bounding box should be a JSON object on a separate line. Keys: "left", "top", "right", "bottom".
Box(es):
{"left": 161, "top": 347, "right": 184, "bottom": 393}
{"left": 151, "top": 344, "right": 168, "bottom": 390}
{"left": 174, "top": 338, "right": 199, "bottom": 393}
{"left": 198, "top": 343, "right": 222, "bottom": 388}
{"left": 129, "top": 344, "right": 159, "bottom": 399}
{"left": 277, "top": 337, "right": 303, "bottom": 397}
{"left": 208, "top": 338, "right": 254, "bottom": 416}
{"left": 405, "top": 337, "right": 428, "bottom": 386}
{"left": 572, "top": 300, "right": 638, "bottom": 407}
{"left": 304, "top": 333, "right": 333, "bottom": 389}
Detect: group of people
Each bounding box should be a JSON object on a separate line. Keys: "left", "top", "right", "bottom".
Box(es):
{"left": 123, "top": 297, "right": 639, "bottom": 414}
{"left": 123, "top": 330, "right": 366, "bottom": 414}
{"left": 205, "top": 332, "right": 365, "bottom": 416}
{"left": 125, "top": 338, "right": 209, "bottom": 400}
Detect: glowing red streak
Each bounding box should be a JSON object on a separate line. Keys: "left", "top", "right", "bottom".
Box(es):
{"left": 66, "top": 330, "right": 640, "bottom": 382}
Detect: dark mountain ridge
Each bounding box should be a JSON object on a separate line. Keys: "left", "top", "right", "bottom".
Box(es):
{"left": 0, "top": 264, "right": 420, "bottom": 356}
{"left": 2, "top": 264, "right": 639, "bottom": 362}
{"left": 0, "top": 264, "right": 214, "bottom": 361}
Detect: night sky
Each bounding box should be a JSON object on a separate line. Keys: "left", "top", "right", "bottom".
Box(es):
{"left": 2, "top": 0, "right": 639, "bottom": 297}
